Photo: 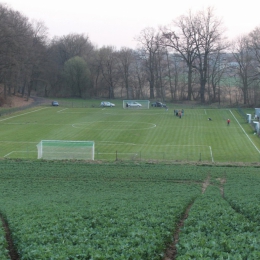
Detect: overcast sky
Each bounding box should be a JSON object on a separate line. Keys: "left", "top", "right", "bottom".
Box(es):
{"left": 2, "top": 0, "right": 260, "bottom": 49}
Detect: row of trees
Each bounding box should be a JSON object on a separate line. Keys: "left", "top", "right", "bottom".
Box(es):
{"left": 0, "top": 3, "right": 260, "bottom": 105}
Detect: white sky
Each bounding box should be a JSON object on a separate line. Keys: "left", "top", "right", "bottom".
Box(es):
{"left": 2, "top": 0, "right": 260, "bottom": 49}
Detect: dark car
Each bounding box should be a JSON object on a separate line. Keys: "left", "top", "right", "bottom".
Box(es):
{"left": 151, "top": 101, "right": 166, "bottom": 108}
{"left": 52, "top": 101, "right": 59, "bottom": 106}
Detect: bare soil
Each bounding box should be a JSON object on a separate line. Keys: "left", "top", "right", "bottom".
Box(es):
{"left": 202, "top": 175, "right": 211, "bottom": 194}
{"left": 0, "top": 95, "right": 34, "bottom": 108}
{"left": 163, "top": 202, "right": 193, "bottom": 260}
{"left": 163, "top": 175, "right": 211, "bottom": 260}
{"left": 0, "top": 214, "right": 19, "bottom": 260}
{"left": 216, "top": 177, "right": 226, "bottom": 197}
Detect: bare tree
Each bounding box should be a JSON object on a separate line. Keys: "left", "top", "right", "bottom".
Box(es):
{"left": 89, "top": 49, "right": 103, "bottom": 97}
{"left": 98, "top": 46, "right": 119, "bottom": 99}
{"left": 117, "top": 47, "right": 135, "bottom": 99}
{"left": 161, "top": 11, "right": 198, "bottom": 100}
{"left": 154, "top": 47, "right": 169, "bottom": 101}
{"left": 232, "top": 36, "right": 257, "bottom": 105}
{"left": 191, "top": 7, "right": 227, "bottom": 103}
{"left": 249, "top": 27, "right": 260, "bottom": 66}
{"left": 132, "top": 50, "right": 147, "bottom": 99}
{"left": 0, "top": 4, "right": 35, "bottom": 100}
{"left": 23, "top": 20, "right": 51, "bottom": 100}
{"left": 164, "top": 48, "right": 174, "bottom": 100}
{"left": 248, "top": 27, "right": 260, "bottom": 105}
{"left": 162, "top": 8, "right": 227, "bottom": 103}
{"left": 207, "top": 51, "right": 228, "bottom": 103}
{"left": 136, "top": 27, "right": 161, "bottom": 99}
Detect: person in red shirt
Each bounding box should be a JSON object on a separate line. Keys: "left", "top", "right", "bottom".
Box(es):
{"left": 227, "top": 119, "right": 230, "bottom": 125}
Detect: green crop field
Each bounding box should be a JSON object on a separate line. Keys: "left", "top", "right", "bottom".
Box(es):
{"left": 0, "top": 102, "right": 259, "bottom": 163}
{"left": 0, "top": 160, "right": 259, "bottom": 259}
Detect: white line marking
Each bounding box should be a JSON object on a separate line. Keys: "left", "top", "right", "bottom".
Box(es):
{"left": 99, "top": 141, "right": 136, "bottom": 145}
{"left": 57, "top": 108, "right": 68, "bottom": 113}
{"left": 97, "top": 142, "right": 210, "bottom": 148}
{"left": 4, "top": 152, "right": 13, "bottom": 157}
{"left": 0, "top": 141, "right": 37, "bottom": 144}
{"left": 0, "top": 107, "right": 49, "bottom": 122}
{"left": 204, "top": 109, "right": 207, "bottom": 115}
{"left": 229, "top": 109, "right": 260, "bottom": 154}
{"left": 71, "top": 121, "right": 157, "bottom": 130}
{"left": 97, "top": 152, "right": 138, "bottom": 155}
{"left": 4, "top": 151, "right": 35, "bottom": 157}
{"left": 209, "top": 146, "right": 214, "bottom": 162}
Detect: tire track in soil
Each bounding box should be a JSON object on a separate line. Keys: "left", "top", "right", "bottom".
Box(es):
{"left": 163, "top": 202, "right": 193, "bottom": 260}
{"left": 0, "top": 214, "right": 19, "bottom": 260}
{"left": 216, "top": 177, "right": 226, "bottom": 198}
{"left": 163, "top": 175, "right": 210, "bottom": 260}
{"left": 202, "top": 175, "right": 210, "bottom": 194}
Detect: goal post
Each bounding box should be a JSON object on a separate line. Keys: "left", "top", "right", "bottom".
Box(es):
{"left": 123, "top": 100, "right": 150, "bottom": 109}
{"left": 37, "top": 140, "right": 95, "bottom": 160}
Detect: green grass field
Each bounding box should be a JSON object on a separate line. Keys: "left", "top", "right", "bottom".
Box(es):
{"left": 0, "top": 102, "right": 259, "bottom": 162}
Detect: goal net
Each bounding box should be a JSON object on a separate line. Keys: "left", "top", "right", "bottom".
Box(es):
{"left": 37, "top": 140, "right": 95, "bottom": 160}
{"left": 123, "top": 100, "right": 150, "bottom": 109}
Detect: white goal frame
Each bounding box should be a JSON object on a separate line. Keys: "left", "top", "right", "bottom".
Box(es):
{"left": 37, "top": 140, "right": 95, "bottom": 160}
{"left": 123, "top": 100, "right": 150, "bottom": 109}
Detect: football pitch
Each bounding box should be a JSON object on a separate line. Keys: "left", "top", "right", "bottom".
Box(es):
{"left": 0, "top": 105, "right": 260, "bottom": 163}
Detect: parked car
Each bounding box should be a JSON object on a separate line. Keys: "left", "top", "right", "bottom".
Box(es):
{"left": 52, "top": 101, "right": 59, "bottom": 106}
{"left": 100, "top": 101, "right": 115, "bottom": 107}
{"left": 126, "top": 101, "right": 142, "bottom": 107}
{"left": 151, "top": 101, "right": 166, "bottom": 108}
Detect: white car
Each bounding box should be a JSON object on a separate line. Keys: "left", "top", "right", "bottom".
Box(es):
{"left": 100, "top": 101, "right": 115, "bottom": 107}
{"left": 126, "top": 102, "right": 142, "bottom": 107}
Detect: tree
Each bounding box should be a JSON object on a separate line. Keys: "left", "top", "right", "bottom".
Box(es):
{"left": 23, "top": 20, "right": 50, "bottom": 100}
{"left": 63, "top": 56, "right": 91, "bottom": 98}
{"left": 136, "top": 27, "right": 161, "bottom": 99}
{"left": 50, "top": 34, "right": 94, "bottom": 66}
{"left": 161, "top": 11, "right": 198, "bottom": 100}
{"left": 248, "top": 27, "right": 260, "bottom": 105}
{"left": 0, "top": 4, "right": 34, "bottom": 99}
{"left": 207, "top": 51, "right": 228, "bottom": 103}
{"left": 162, "top": 7, "right": 227, "bottom": 103}
{"left": 47, "top": 33, "right": 95, "bottom": 96}
{"left": 191, "top": 7, "right": 227, "bottom": 103}
{"left": 232, "top": 36, "right": 256, "bottom": 105}
{"left": 132, "top": 50, "right": 147, "bottom": 99}
{"left": 117, "top": 47, "right": 135, "bottom": 99}
{"left": 249, "top": 27, "right": 260, "bottom": 66}
{"left": 98, "top": 46, "right": 119, "bottom": 99}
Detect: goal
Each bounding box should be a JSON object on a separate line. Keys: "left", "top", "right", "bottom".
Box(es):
{"left": 123, "top": 100, "right": 150, "bottom": 109}
{"left": 37, "top": 140, "right": 95, "bottom": 160}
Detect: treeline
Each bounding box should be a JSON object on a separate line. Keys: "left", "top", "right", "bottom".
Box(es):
{"left": 0, "top": 4, "right": 260, "bottom": 105}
